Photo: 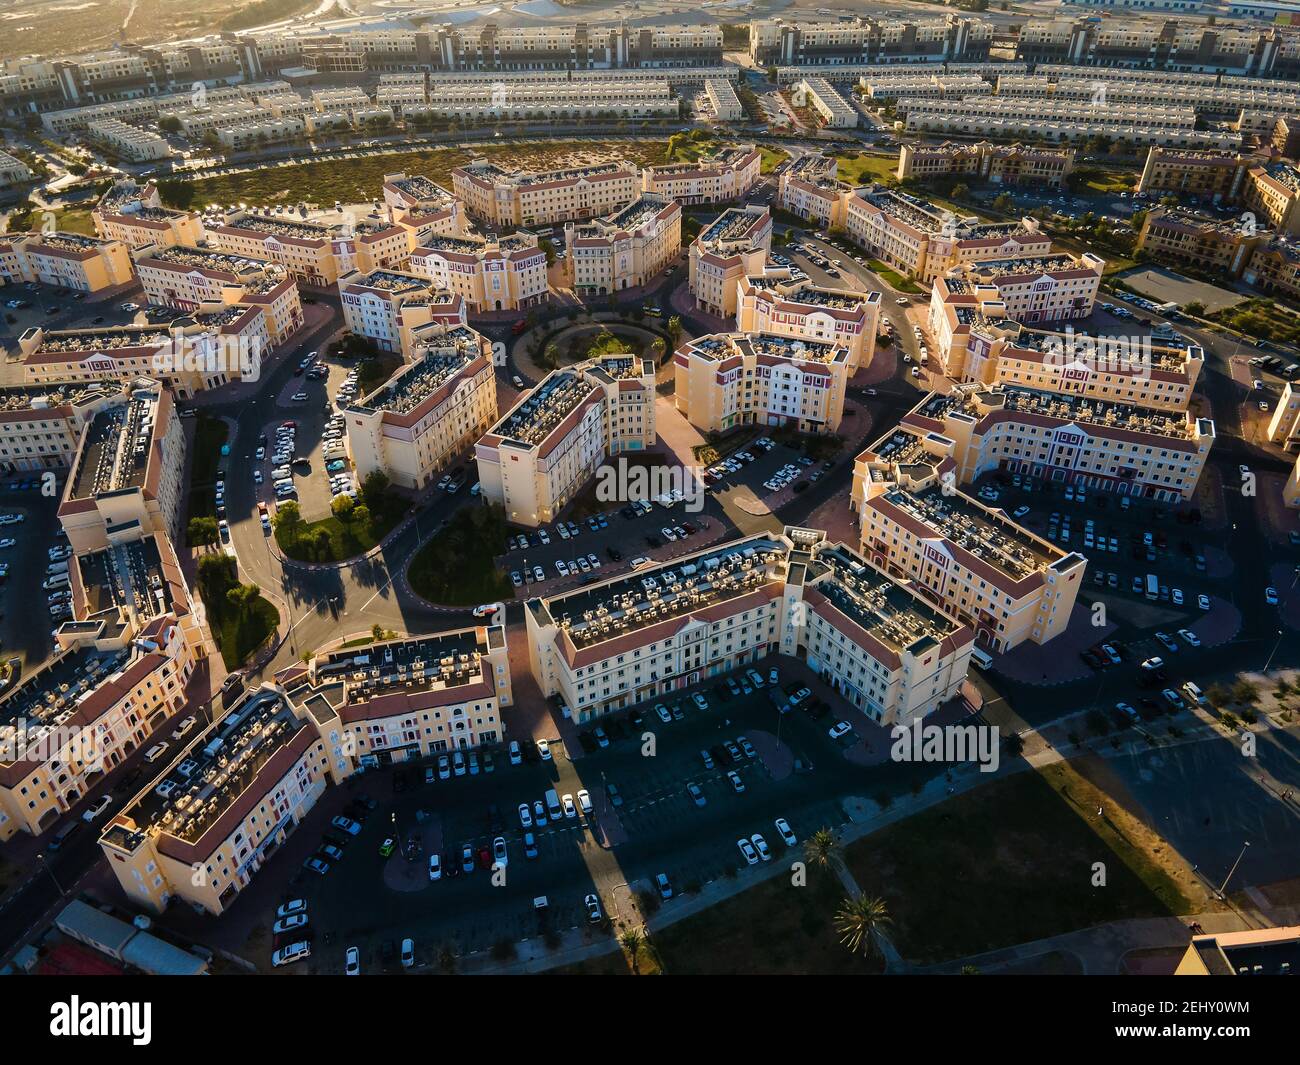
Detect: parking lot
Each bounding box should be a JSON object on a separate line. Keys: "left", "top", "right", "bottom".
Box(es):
{"left": 253, "top": 660, "right": 944, "bottom": 973}
{"left": 495, "top": 436, "right": 837, "bottom": 599}
{"left": 0, "top": 483, "right": 66, "bottom": 671}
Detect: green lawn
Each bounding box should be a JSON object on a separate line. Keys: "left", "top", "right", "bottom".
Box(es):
{"left": 195, "top": 553, "right": 279, "bottom": 669}
{"left": 1211, "top": 297, "right": 1300, "bottom": 345}
{"left": 757, "top": 145, "right": 789, "bottom": 175}
{"left": 867, "top": 259, "right": 923, "bottom": 294}
{"left": 185, "top": 415, "right": 228, "bottom": 540}
{"left": 407, "top": 503, "right": 513, "bottom": 605}
{"left": 275, "top": 491, "right": 406, "bottom": 563}
{"left": 215, "top": 596, "right": 278, "bottom": 670}
{"left": 834, "top": 151, "right": 897, "bottom": 186}
{"left": 841, "top": 766, "right": 1196, "bottom": 965}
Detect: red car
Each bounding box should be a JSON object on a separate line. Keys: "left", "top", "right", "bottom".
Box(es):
{"left": 477, "top": 847, "right": 492, "bottom": 870}
{"left": 280, "top": 420, "right": 297, "bottom": 429}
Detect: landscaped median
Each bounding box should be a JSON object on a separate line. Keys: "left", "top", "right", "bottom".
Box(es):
{"left": 406, "top": 502, "right": 513, "bottom": 606}
{"left": 271, "top": 471, "right": 406, "bottom": 564}
{"left": 195, "top": 553, "right": 279, "bottom": 670}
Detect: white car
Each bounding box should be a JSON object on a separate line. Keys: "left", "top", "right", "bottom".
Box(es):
{"left": 737, "top": 837, "right": 759, "bottom": 865}
{"left": 330, "top": 815, "right": 362, "bottom": 836}
{"left": 345, "top": 946, "right": 360, "bottom": 975}
{"left": 81, "top": 795, "right": 113, "bottom": 822}
{"left": 562, "top": 793, "right": 577, "bottom": 819}
{"left": 473, "top": 602, "right": 503, "bottom": 619}
{"left": 828, "top": 721, "right": 853, "bottom": 741}
{"left": 0, "top": 539, "right": 14, "bottom": 549}
{"left": 272, "top": 941, "right": 312, "bottom": 967}
{"left": 273, "top": 913, "right": 309, "bottom": 935}
{"left": 751, "top": 833, "right": 772, "bottom": 862}
{"left": 519, "top": 802, "right": 533, "bottom": 828}
{"left": 1198, "top": 594, "right": 1211, "bottom": 611}
{"left": 774, "top": 817, "right": 797, "bottom": 847}
{"left": 1178, "top": 628, "right": 1202, "bottom": 648}
{"left": 537, "top": 739, "right": 551, "bottom": 761}
{"left": 577, "top": 789, "right": 592, "bottom": 815}
{"left": 170, "top": 715, "right": 197, "bottom": 740}
{"left": 428, "top": 854, "right": 441, "bottom": 880}
{"left": 276, "top": 899, "right": 306, "bottom": 920}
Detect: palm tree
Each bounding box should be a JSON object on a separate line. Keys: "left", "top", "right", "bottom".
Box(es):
{"left": 835, "top": 894, "right": 892, "bottom": 960}
{"left": 803, "top": 827, "right": 841, "bottom": 873}
{"left": 619, "top": 928, "right": 643, "bottom": 974}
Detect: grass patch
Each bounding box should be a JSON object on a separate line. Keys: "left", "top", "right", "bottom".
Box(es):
{"left": 407, "top": 502, "right": 513, "bottom": 605}
{"left": 835, "top": 151, "right": 897, "bottom": 186}
{"left": 757, "top": 145, "right": 789, "bottom": 174}
{"left": 195, "top": 554, "right": 279, "bottom": 669}
{"left": 185, "top": 414, "right": 228, "bottom": 540}
{"left": 190, "top": 140, "right": 671, "bottom": 211}
{"left": 275, "top": 487, "right": 406, "bottom": 563}
{"left": 842, "top": 766, "right": 1200, "bottom": 965}
{"left": 1211, "top": 297, "right": 1300, "bottom": 345}
{"left": 866, "top": 259, "right": 923, "bottom": 294}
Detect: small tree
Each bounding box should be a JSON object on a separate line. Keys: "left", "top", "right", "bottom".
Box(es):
{"left": 272, "top": 499, "right": 302, "bottom": 540}
{"left": 331, "top": 494, "right": 355, "bottom": 522}
{"left": 360, "top": 469, "right": 389, "bottom": 512}
{"left": 835, "top": 894, "right": 893, "bottom": 960}
{"left": 188, "top": 515, "right": 219, "bottom": 548}
{"left": 666, "top": 315, "right": 683, "bottom": 347}
{"left": 619, "top": 928, "right": 644, "bottom": 974}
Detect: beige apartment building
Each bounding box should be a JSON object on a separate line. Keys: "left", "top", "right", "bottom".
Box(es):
{"left": 689, "top": 205, "right": 772, "bottom": 318}
{"left": 928, "top": 251, "right": 1104, "bottom": 334}
{"left": 100, "top": 624, "right": 511, "bottom": 915}
{"left": 0, "top": 150, "right": 33, "bottom": 190}
{"left": 736, "top": 270, "right": 880, "bottom": 372}
{"left": 0, "top": 382, "right": 120, "bottom": 475}
{"left": 640, "top": 145, "right": 762, "bottom": 205}
{"left": 777, "top": 153, "right": 847, "bottom": 229}
{"left": 452, "top": 160, "right": 640, "bottom": 228}
{"left": 345, "top": 323, "right": 498, "bottom": 491}
{"left": 208, "top": 212, "right": 350, "bottom": 287}
{"left": 897, "top": 142, "right": 1075, "bottom": 187}
{"left": 0, "top": 232, "right": 134, "bottom": 294}
{"left": 899, "top": 385, "right": 1215, "bottom": 502}
{"left": 92, "top": 180, "right": 205, "bottom": 251}
{"left": 86, "top": 118, "right": 172, "bottom": 161}
{"left": 57, "top": 382, "right": 186, "bottom": 555}
{"left": 20, "top": 314, "right": 272, "bottom": 398}
{"left": 851, "top": 443, "right": 1086, "bottom": 652}
{"left": 795, "top": 76, "right": 858, "bottom": 128}
{"left": 409, "top": 232, "right": 549, "bottom": 312}
{"left": 564, "top": 195, "right": 682, "bottom": 296}
{"left": 338, "top": 268, "right": 466, "bottom": 354}
{"left": 931, "top": 301, "right": 1204, "bottom": 412}
{"left": 476, "top": 354, "right": 655, "bottom": 528}
{"left": 526, "top": 527, "right": 974, "bottom": 726}
{"left": 1284, "top": 453, "right": 1300, "bottom": 508}
{"left": 381, "top": 172, "right": 465, "bottom": 238}
{"left": 843, "top": 188, "right": 1052, "bottom": 284}
{"left": 674, "top": 332, "right": 852, "bottom": 435}
{"left": 1267, "top": 381, "right": 1300, "bottom": 453}
{"left": 1175, "top": 925, "right": 1300, "bottom": 976}
{"left": 133, "top": 244, "right": 304, "bottom": 344}
{"left": 1242, "top": 163, "right": 1300, "bottom": 236}
{"left": 0, "top": 612, "right": 196, "bottom": 841}
{"left": 705, "top": 78, "right": 744, "bottom": 122}
{"left": 1135, "top": 207, "right": 1262, "bottom": 276}
{"left": 1135, "top": 147, "right": 1254, "bottom": 201}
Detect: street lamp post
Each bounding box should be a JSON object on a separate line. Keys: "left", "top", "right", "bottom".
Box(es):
{"left": 1264, "top": 629, "right": 1285, "bottom": 675}
{"left": 36, "top": 852, "right": 65, "bottom": 896}
{"left": 1217, "top": 840, "right": 1250, "bottom": 898}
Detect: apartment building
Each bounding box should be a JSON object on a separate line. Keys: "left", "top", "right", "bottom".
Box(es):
{"left": 861, "top": 73, "right": 990, "bottom": 104}
{"left": 1243, "top": 163, "right": 1300, "bottom": 236}
{"left": 207, "top": 212, "right": 343, "bottom": 287}
{"left": 526, "top": 527, "right": 974, "bottom": 726}
{"left": 1135, "top": 207, "right": 1263, "bottom": 275}
{"left": 777, "top": 153, "right": 847, "bottom": 229}
{"left": 345, "top": 323, "right": 497, "bottom": 490}
{"left": 476, "top": 354, "right": 655, "bottom": 528}
{"left": 1284, "top": 452, "right": 1300, "bottom": 508}
{"left": 795, "top": 76, "right": 858, "bottom": 128}
{"left": 0, "top": 612, "right": 196, "bottom": 841}
{"left": 92, "top": 180, "right": 205, "bottom": 251}
{"left": 86, "top": 118, "right": 172, "bottom": 162}
{"left": 132, "top": 244, "right": 303, "bottom": 344}
{"left": 1266, "top": 380, "right": 1300, "bottom": 452}
{"left": 641, "top": 145, "right": 762, "bottom": 206}
{"left": 1243, "top": 236, "right": 1300, "bottom": 304}
{"left": 749, "top": 15, "right": 993, "bottom": 67}
{"left": 415, "top": 79, "right": 678, "bottom": 123}
{"left": 929, "top": 252, "right": 1105, "bottom": 330}
{"left": 689, "top": 205, "right": 773, "bottom": 318}
{"left": 931, "top": 301, "right": 1204, "bottom": 411}
{"left": 0, "top": 232, "right": 133, "bottom": 294}
{"left": 898, "top": 142, "right": 1076, "bottom": 188}
{"left": 1175, "top": 925, "right": 1300, "bottom": 976}
{"left": 564, "top": 195, "right": 682, "bottom": 296}
{"left": 674, "top": 331, "right": 852, "bottom": 435}
{"left": 705, "top": 78, "right": 744, "bottom": 122}
{"left": 1136, "top": 147, "right": 1255, "bottom": 200}
{"left": 57, "top": 382, "right": 185, "bottom": 555}
{"left": 20, "top": 315, "right": 269, "bottom": 398}
{"left": 451, "top": 160, "right": 640, "bottom": 229}
{"left": 0, "top": 150, "right": 33, "bottom": 190}
{"left": 338, "top": 268, "right": 465, "bottom": 354}
{"left": 0, "top": 382, "right": 121, "bottom": 475}
{"left": 100, "top": 624, "right": 510, "bottom": 915}
{"left": 843, "top": 187, "right": 1052, "bottom": 284}
{"left": 899, "top": 384, "right": 1215, "bottom": 502}
{"left": 408, "top": 232, "right": 549, "bottom": 313}
{"left": 851, "top": 445, "right": 1085, "bottom": 651}
{"left": 381, "top": 172, "right": 465, "bottom": 238}
{"left": 736, "top": 270, "right": 880, "bottom": 372}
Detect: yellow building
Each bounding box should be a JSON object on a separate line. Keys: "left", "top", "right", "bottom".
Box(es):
{"left": 737, "top": 270, "right": 880, "bottom": 372}
{"left": 1175, "top": 926, "right": 1300, "bottom": 975}
{"left": 92, "top": 179, "right": 205, "bottom": 250}
{"left": 564, "top": 195, "right": 682, "bottom": 296}
{"left": 688, "top": 205, "right": 772, "bottom": 318}
{"left": 452, "top": 160, "right": 640, "bottom": 229}
{"left": 476, "top": 354, "right": 655, "bottom": 528}
{"left": 526, "top": 527, "right": 974, "bottom": 725}
{"left": 345, "top": 323, "right": 498, "bottom": 491}
{"left": 0, "top": 232, "right": 134, "bottom": 293}
{"left": 409, "top": 232, "right": 549, "bottom": 313}
{"left": 674, "top": 331, "right": 851, "bottom": 434}
{"left": 100, "top": 624, "right": 511, "bottom": 914}
{"left": 640, "top": 145, "right": 762, "bottom": 205}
